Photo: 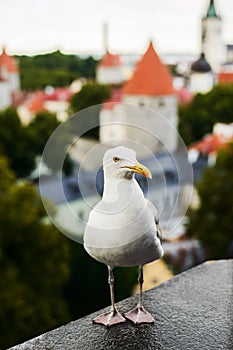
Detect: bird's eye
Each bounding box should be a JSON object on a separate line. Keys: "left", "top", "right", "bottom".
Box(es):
{"left": 113, "top": 157, "right": 120, "bottom": 162}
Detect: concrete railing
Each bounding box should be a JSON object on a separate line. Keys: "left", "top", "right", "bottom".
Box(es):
{"left": 8, "top": 260, "right": 232, "bottom": 350}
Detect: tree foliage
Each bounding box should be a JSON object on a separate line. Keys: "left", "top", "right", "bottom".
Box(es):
{"left": 0, "top": 157, "right": 138, "bottom": 348}
{"left": 70, "top": 82, "right": 110, "bottom": 113}
{"left": 0, "top": 156, "right": 71, "bottom": 349}
{"left": 187, "top": 143, "right": 233, "bottom": 259}
{"left": 0, "top": 108, "right": 35, "bottom": 177}
{"left": 27, "top": 111, "right": 74, "bottom": 175}
{"left": 17, "top": 51, "right": 98, "bottom": 91}
{"left": 0, "top": 109, "right": 73, "bottom": 177}
{"left": 27, "top": 111, "right": 60, "bottom": 155}
{"left": 179, "top": 84, "right": 233, "bottom": 145}
{"left": 69, "top": 82, "right": 110, "bottom": 139}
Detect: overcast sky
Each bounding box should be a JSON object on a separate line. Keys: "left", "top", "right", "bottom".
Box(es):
{"left": 0, "top": 0, "right": 233, "bottom": 56}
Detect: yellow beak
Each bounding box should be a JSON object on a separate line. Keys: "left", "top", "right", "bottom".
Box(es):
{"left": 122, "top": 161, "right": 152, "bottom": 179}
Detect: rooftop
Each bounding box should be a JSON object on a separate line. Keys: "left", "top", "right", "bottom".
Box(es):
{"left": 0, "top": 48, "right": 18, "bottom": 73}
{"left": 98, "top": 51, "right": 122, "bottom": 67}
{"left": 8, "top": 260, "right": 232, "bottom": 350}
{"left": 22, "top": 87, "right": 73, "bottom": 112}
{"left": 191, "top": 53, "right": 211, "bottom": 73}
{"left": 204, "top": 0, "right": 220, "bottom": 19}
{"left": 122, "top": 42, "right": 175, "bottom": 96}
{"left": 218, "top": 72, "right": 233, "bottom": 84}
{"left": 189, "top": 122, "right": 233, "bottom": 155}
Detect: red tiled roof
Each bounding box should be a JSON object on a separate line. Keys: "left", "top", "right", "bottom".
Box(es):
{"left": 26, "top": 91, "right": 46, "bottom": 112}
{"left": 0, "top": 48, "right": 18, "bottom": 73}
{"left": 102, "top": 89, "right": 122, "bottom": 110}
{"left": 29, "top": 98, "right": 47, "bottom": 113}
{"left": 98, "top": 51, "right": 122, "bottom": 67}
{"left": 25, "top": 87, "right": 73, "bottom": 112}
{"left": 44, "top": 87, "right": 73, "bottom": 102}
{"left": 190, "top": 134, "right": 222, "bottom": 154}
{"left": 189, "top": 129, "right": 233, "bottom": 154}
{"left": 218, "top": 72, "right": 233, "bottom": 84}
{"left": 123, "top": 42, "right": 175, "bottom": 96}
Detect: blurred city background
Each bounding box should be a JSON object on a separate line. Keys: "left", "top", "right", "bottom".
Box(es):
{"left": 0, "top": 0, "right": 233, "bottom": 348}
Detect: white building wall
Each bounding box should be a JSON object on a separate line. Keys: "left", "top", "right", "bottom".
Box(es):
{"left": 189, "top": 72, "right": 215, "bottom": 94}
{"left": 44, "top": 101, "right": 69, "bottom": 122}
{"left": 202, "top": 18, "right": 226, "bottom": 72}
{"left": 100, "top": 95, "right": 178, "bottom": 154}
{"left": 0, "top": 57, "right": 20, "bottom": 109}
{"left": 0, "top": 66, "right": 9, "bottom": 81}
{"left": 17, "top": 105, "right": 33, "bottom": 125}
{"left": 0, "top": 82, "right": 11, "bottom": 109}
{"left": 123, "top": 94, "right": 178, "bottom": 153}
{"left": 8, "top": 72, "right": 20, "bottom": 91}
{"left": 100, "top": 103, "right": 128, "bottom": 145}
{"left": 97, "top": 66, "right": 124, "bottom": 85}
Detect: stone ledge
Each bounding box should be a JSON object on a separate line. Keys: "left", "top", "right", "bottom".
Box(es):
{"left": 8, "top": 260, "right": 233, "bottom": 350}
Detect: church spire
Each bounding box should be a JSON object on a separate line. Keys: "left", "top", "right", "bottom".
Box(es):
{"left": 205, "top": 0, "right": 219, "bottom": 18}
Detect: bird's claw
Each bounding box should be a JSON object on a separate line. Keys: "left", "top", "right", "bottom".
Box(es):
{"left": 93, "top": 308, "right": 126, "bottom": 327}
{"left": 125, "top": 305, "right": 154, "bottom": 324}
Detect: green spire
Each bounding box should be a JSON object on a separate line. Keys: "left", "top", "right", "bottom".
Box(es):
{"left": 206, "top": 0, "right": 219, "bottom": 18}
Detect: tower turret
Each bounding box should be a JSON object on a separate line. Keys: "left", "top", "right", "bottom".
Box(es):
{"left": 201, "top": 0, "right": 226, "bottom": 72}
{"left": 189, "top": 52, "right": 215, "bottom": 93}
{"left": 0, "top": 48, "right": 20, "bottom": 109}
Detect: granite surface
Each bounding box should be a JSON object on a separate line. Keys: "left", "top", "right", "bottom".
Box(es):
{"left": 8, "top": 260, "right": 233, "bottom": 350}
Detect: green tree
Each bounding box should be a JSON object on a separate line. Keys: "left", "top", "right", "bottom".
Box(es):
{"left": 69, "top": 82, "right": 110, "bottom": 139}
{"left": 0, "top": 108, "right": 35, "bottom": 177}
{"left": 27, "top": 111, "right": 60, "bottom": 155}
{"left": 17, "top": 51, "right": 98, "bottom": 91}
{"left": 0, "top": 156, "right": 71, "bottom": 349}
{"left": 187, "top": 143, "right": 233, "bottom": 259}
{"left": 70, "top": 82, "right": 110, "bottom": 113}
{"left": 0, "top": 157, "right": 138, "bottom": 348}
{"left": 179, "top": 84, "right": 233, "bottom": 145}
{"left": 26, "top": 112, "right": 74, "bottom": 176}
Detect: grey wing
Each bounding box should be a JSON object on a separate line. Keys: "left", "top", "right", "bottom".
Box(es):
{"left": 147, "top": 199, "right": 162, "bottom": 243}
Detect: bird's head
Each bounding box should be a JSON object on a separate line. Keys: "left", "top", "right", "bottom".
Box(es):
{"left": 103, "top": 146, "right": 152, "bottom": 180}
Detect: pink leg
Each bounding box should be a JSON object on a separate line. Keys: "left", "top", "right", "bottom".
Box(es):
{"left": 93, "top": 266, "right": 126, "bottom": 327}
{"left": 125, "top": 266, "right": 154, "bottom": 324}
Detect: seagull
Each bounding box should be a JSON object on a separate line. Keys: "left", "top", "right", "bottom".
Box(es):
{"left": 84, "top": 146, "right": 163, "bottom": 326}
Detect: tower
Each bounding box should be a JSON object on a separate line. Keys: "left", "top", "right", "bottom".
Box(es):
{"left": 122, "top": 42, "right": 178, "bottom": 152}
{"left": 96, "top": 23, "right": 124, "bottom": 86}
{"left": 189, "top": 52, "right": 215, "bottom": 93}
{"left": 100, "top": 42, "right": 178, "bottom": 153}
{"left": 201, "top": 0, "right": 226, "bottom": 72}
{"left": 96, "top": 51, "right": 124, "bottom": 85}
{"left": 0, "top": 48, "right": 20, "bottom": 109}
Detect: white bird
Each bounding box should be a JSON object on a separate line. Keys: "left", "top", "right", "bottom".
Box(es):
{"left": 84, "top": 146, "right": 163, "bottom": 326}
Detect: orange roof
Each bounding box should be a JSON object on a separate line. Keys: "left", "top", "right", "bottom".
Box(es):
{"left": 28, "top": 98, "right": 46, "bottom": 113}
{"left": 0, "top": 48, "right": 18, "bottom": 73}
{"left": 123, "top": 42, "right": 175, "bottom": 96}
{"left": 189, "top": 132, "right": 233, "bottom": 154}
{"left": 190, "top": 134, "right": 223, "bottom": 154}
{"left": 25, "top": 87, "right": 73, "bottom": 112}
{"left": 218, "top": 72, "right": 233, "bottom": 84}
{"left": 98, "top": 51, "right": 122, "bottom": 67}
{"left": 102, "top": 89, "right": 122, "bottom": 110}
